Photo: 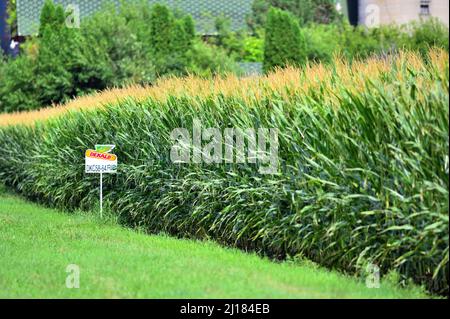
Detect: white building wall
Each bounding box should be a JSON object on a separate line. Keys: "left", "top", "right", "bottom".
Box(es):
{"left": 358, "top": 0, "right": 449, "bottom": 27}
{"left": 429, "top": 0, "right": 450, "bottom": 26}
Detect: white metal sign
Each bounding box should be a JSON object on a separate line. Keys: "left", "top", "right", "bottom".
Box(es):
{"left": 85, "top": 145, "right": 117, "bottom": 173}
{"left": 85, "top": 145, "right": 117, "bottom": 217}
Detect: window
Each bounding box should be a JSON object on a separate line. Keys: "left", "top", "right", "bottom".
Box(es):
{"left": 420, "top": 0, "right": 430, "bottom": 16}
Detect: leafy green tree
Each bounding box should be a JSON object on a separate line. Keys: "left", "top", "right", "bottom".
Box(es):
{"left": 263, "top": 8, "right": 305, "bottom": 72}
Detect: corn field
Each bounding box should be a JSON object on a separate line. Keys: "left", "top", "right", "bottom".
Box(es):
{"left": 0, "top": 49, "right": 448, "bottom": 294}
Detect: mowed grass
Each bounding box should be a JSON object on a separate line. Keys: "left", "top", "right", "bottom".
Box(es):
{"left": 0, "top": 194, "right": 429, "bottom": 299}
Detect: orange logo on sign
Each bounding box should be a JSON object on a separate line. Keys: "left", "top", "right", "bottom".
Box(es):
{"left": 85, "top": 150, "right": 117, "bottom": 161}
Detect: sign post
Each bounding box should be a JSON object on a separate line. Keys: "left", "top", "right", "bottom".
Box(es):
{"left": 99, "top": 172, "right": 103, "bottom": 218}
{"left": 85, "top": 145, "right": 117, "bottom": 218}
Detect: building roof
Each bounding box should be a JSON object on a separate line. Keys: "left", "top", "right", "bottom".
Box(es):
{"left": 16, "top": 0, "right": 253, "bottom": 36}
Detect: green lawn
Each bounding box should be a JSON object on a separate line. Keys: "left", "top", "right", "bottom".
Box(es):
{"left": 0, "top": 193, "right": 429, "bottom": 298}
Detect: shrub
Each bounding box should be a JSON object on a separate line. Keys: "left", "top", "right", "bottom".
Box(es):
{"left": 242, "top": 35, "right": 264, "bottom": 62}
{"left": 263, "top": 8, "right": 306, "bottom": 72}
{"left": 248, "top": 0, "right": 340, "bottom": 30}
{"left": 81, "top": 4, "right": 155, "bottom": 86}
{"left": 302, "top": 19, "right": 449, "bottom": 63}
{"left": 186, "top": 41, "right": 239, "bottom": 76}
{"left": 303, "top": 23, "right": 340, "bottom": 63}
{"left": 0, "top": 50, "right": 448, "bottom": 294}
{"left": 408, "top": 18, "right": 449, "bottom": 55}
{"left": 337, "top": 22, "right": 384, "bottom": 59}
{"left": 212, "top": 16, "right": 246, "bottom": 59}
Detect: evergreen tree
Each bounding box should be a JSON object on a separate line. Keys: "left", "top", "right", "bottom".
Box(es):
{"left": 148, "top": 4, "right": 196, "bottom": 75}
{"left": 182, "top": 15, "right": 196, "bottom": 45}
{"left": 149, "top": 4, "right": 175, "bottom": 57}
{"left": 172, "top": 20, "right": 189, "bottom": 53}
{"left": 38, "top": 0, "right": 66, "bottom": 35}
{"left": 263, "top": 8, "right": 305, "bottom": 73}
